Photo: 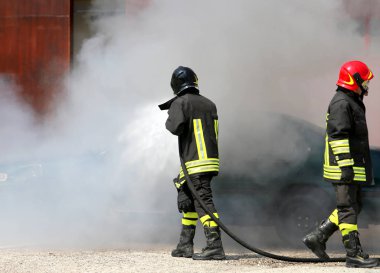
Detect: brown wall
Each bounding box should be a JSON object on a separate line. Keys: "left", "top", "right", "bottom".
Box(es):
{"left": 0, "top": 0, "right": 71, "bottom": 114}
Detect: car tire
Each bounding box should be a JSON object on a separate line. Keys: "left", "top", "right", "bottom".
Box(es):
{"left": 274, "top": 186, "right": 334, "bottom": 247}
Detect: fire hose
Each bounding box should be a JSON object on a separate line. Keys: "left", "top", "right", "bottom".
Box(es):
{"left": 179, "top": 155, "right": 346, "bottom": 263}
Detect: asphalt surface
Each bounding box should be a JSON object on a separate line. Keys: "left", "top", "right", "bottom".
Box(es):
{"left": 0, "top": 248, "right": 379, "bottom": 273}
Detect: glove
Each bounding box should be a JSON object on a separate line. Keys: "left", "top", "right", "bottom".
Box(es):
{"left": 341, "top": 166, "right": 354, "bottom": 182}
{"left": 173, "top": 177, "right": 193, "bottom": 213}
{"left": 177, "top": 186, "right": 193, "bottom": 213}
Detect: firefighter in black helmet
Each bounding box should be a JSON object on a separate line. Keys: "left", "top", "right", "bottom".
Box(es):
{"left": 302, "top": 61, "right": 378, "bottom": 268}
{"left": 159, "top": 66, "right": 225, "bottom": 260}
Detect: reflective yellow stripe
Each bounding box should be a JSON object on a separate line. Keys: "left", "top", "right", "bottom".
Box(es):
{"left": 332, "top": 147, "right": 350, "bottom": 154}
{"left": 324, "top": 165, "right": 365, "bottom": 173}
{"left": 200, "top": 213, "right": 219, "bottom": 227}
{"left": 198, "top": 120, "right": 208, "bottom": 159}
{"left": 329, "top": 139, "right": 349, "bottom": 148}
{"left": 193, "top": 119, "right": 203, "bottom": 159}
{"left": 177, "top": 178, "right": 186, "bottom": 186}
{"left": 193, "top": 119, "right": 208, "bottom": 159}
{"left": 328, "top": 209, "right": 339, "bottom": 226}
{"left": 184, "top": 212, "right": 198, "bottom": 218}
{"left": 182, "top": 218, "right": 197, "bottom": 226}
{"left": 175, "top": 180, "right": 186, "bottom": 189}
{"left": 185, "top": 158, "right": 219, "bottom": 168}
{"left": 329, "top": 137, "right": 351, "bottom": 156}
{"left": 200, "top": 215, "right": 209, "bottom": 223}
{"left": 179, "top": 159, "right": 219, "bottom": 178}
{"left": 214, "top": 120, "right": 218, "bottom": 141}
{"left": 324, "top": 173, "right": 342, "bottom": 180}
{"left": 337, "top": 158, "right": 354, "bottom": 167}
{"left": 339, "top": 223, "right": 358, "bottom": 236}
{"left": 324, "top": 114, "right": 330, "bottom": 166}
{"left": 324, "top": 134, "right": 329, "bottom": 166}
{"left": 182, "top": 212, "right": 198, "bottom": 226}
{"left": 324, "top": 165, "right": 367, "bottom": 182}
{"left": 324, "top": 165, "right": 341, "bottom": 172}
{"left": 354, "top": 175, "right": 366, "bottom": 181}
{"left": 353, "top": 167, "right": 366, "bottom": 174}
{"left": 324, "top": 174, "right": 367, "bottom": 182}
{"left": 179, "top": 165, "right": 219, "bottom": 179}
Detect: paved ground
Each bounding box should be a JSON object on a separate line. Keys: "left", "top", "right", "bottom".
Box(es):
{"left": 0, "top": 224, "right": 379, "bottom": 272}
{"left": 0, "top": 248, "right": 379, "bottom": 273}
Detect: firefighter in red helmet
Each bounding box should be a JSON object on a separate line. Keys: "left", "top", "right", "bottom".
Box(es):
{"left": 159, "top": 66, "right": 225, "bottom": 260}
{"left": 303, "top": 61, "right": 378, "bottom": 268}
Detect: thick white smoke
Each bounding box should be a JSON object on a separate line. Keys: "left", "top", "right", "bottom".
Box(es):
{"left": 0, "top": 0, "right": 379, "bottom": 248}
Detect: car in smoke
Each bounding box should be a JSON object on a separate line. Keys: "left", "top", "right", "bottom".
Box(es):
{"left": 1, "top": 114, "right": 379, "bottom": 247}
{"left": 212, "top": 114, "right": 380, "bottom": 247}
{"left": 0, "top": 151, "right": 107, "bottom": 212}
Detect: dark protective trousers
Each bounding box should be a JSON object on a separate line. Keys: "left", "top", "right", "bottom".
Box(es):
{"left": 191, "top": 174, "right": 217, "bottom": 218}
{"left": 334, "top": 183, "right": 362, "bottom": 227}
{"left": 181, "top": 174, "right": 217, "bottom": 218}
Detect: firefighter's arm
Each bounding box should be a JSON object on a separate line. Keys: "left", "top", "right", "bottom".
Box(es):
{"left": 327, "top": 100, "right": 354, "bottom": 169}
{"left": 165, "top": 99, "right": 186, "bottom": 135}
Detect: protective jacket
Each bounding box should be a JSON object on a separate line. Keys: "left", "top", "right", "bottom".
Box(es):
{"left": 165, "top": 90, "right": 219, "bottom": 187}
{"left": 323, "top": 87, "right": 373, "bottom": 185}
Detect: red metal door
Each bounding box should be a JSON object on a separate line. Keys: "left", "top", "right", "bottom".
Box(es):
{"left": 0, "top": 1, "right": 71, "bottom": 114}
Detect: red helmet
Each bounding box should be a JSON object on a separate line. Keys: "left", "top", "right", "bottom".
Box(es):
{"left": 336, "top": 60, "right": 374, "bottom": 91}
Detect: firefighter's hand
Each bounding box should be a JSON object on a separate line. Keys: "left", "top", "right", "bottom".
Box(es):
{"left": 173, "top": 177, "right": 180, "bottom": 189}
{"left": 341, "top": 166, "right": 354, "bottom": 182}
{"left": 177, "top": 186, "right": 193, "bottom": 213}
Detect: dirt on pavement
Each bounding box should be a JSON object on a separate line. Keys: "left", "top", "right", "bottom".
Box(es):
{"left": 0, "top": 247, "right": 379, "bottom": 273}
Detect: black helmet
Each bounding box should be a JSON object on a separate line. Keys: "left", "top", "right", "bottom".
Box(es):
{"left": 170, "top": 66, "right": 199, "bottom": 95}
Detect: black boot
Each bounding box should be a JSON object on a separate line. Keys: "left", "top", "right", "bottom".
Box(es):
{"left": 192, "top": 226, "right": 225, "bottom": 260}
{"left": 343, "top": 231, "right": 378, "bottom": 268}
{"left": 302, "top": 219, "right": 338, "bottom": 260}
{"left": 171, "top": 225, "right": 196, "bottom": 258}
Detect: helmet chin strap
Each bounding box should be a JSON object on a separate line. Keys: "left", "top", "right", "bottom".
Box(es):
{"left": 360, "top": 89, "right": 368, "bottom": 101}
{"left": 359, "top": 92, "right": 365, "bottom": 101}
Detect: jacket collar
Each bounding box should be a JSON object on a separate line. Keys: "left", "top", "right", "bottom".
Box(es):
{"left": 158, "top": 89, "right": 200, "bottom": 110}
{"left": 336, "top": 87, "right": 365, "bottom": 110}
{"left": 337, "top": 87, "right": 361, "bottom": 100}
